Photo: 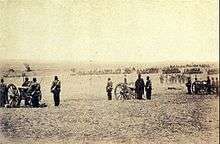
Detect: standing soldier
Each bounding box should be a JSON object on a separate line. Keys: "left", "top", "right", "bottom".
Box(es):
{"left": 21, "top": 77, "right": 31, "bottom": 105}
{"left": 206, "top": 76, "right": 211, "bottom": 94}
{"left": 145, "top": 76, "right": 152, "bottom": 100}
{"left": 192, "top": 78, "right": 200, "bottom": 94}
{"left": 177, "top": 74, "right": 181, "bottom": 83}
{"left": 216, "top": 77, "right": 219, "bottom": 96}
{"left": 186, "top": 77, "right": 192, "bottom": 94}
{"left": 28, "top": 78, "right": 41, "bottom": 107}
{"left": 106, "top": 78, "right": 113, "bottom": 100}
{"left": 211, "top": 77, "right": 216, "bottom": 94}
{"left": 51, "top": 76, "right": 61, "bottom": 106}
{"left": 182, "top": 75, "right": 186, "bottom": 84}
{"left": 159, "top": 75, "right": 164, "bottom": 84}
{"left": 135, "top": 74, "right": 145, "bottom": 100}
{"left": 165, "top": 75, "right": 168, "bottom": 83}
{"left": 124, "top": 75, "right": 128, "bottom": 84}
{"left": 0, "top": 78, "right": 8, "bottom": 107}
{"left": 174, "top": 74, "right": 177, "bottom": 83}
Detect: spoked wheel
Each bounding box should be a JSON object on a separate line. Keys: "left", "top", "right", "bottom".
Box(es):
{"left": 127, "top": 88, "right": 136, "bottom": 99}
{"left": 114, "top": 83, "right": 136, "bottom": 100}
{"left": 114, "top": 83, "right": 126, "bottom": 100}
{"left": 7, "top": 83, "right": 20, "bottom": 108}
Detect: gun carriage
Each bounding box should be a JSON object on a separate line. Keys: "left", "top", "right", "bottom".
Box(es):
{"left": 114, "top": 82, "right": 136, "bottom": 100}
{"left": 6, "top": 84, "right": 42, "bottom": 108}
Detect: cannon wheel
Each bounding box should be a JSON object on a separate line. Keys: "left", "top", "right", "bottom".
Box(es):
{"left": 199, "top": 81, "right": 208, "bottom": 95}
{"left": 114, "top": 83, "right": 136, "bottom": 100}
{"left": 192, "top": 81, "right": 208, "bottom": 95}
{"left": 7, "top": 83, "right": 20, "bottom": 108}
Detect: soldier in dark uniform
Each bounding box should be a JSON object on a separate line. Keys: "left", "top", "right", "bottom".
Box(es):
{"left": 145, "top": 76, "right": 152, "bottom": 100}
{"left": 182, "top": 75, "right": 186, "bottom": 84}
{"left": 211, "top": 77, "right": 216, "bottom": 94}
{"left": 186, "top": 77, "right": 192, "bottom": 94}
{"left": 51, "top": 76, "right": 61, "bottom": 106}
{"left": 22, "top": 77, "right": 31, "bottom": 87}
{"left": 106, "top": 78, "right": 113, "bottom": 100}
{"left": 216, "top": 77, "right": 219, "bottom": 96}
{"left": 0, "top": 78, "right": 8, "bottom": 107}
{"left": 21, "top": 77, "right": 31, "bottom": 105}
{"left": 206, "top": 76, "right": 211, "bottom": 94}
{"left": 165, "top": 75, "right": 168, "bottom": 83}
{"left": 28, "top": 78, "right": 41, "bottom": 107}
{"left": 124, "top": 75, "right": 128, "bottom": 84}
{"left": 135, "top": 74, "right": 145, "bottom": 100}
{"left": 159, "top": 75, "right": 164, "bottom": 84}
{"left": 192, "top": 78, "right": 200, "bottom": 94}
{"left": 174, "top": 74, "right": 177, "bottom": 83}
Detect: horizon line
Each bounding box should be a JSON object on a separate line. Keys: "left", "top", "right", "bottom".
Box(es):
{"left": 0, "top": 58, "right": 219, "bottom": 64}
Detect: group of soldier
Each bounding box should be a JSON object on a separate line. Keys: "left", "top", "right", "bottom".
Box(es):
{"left": 135, "top": 74, "right": 152, "bottom": 100}
{"left": 0, "top": 76, "right": 61, "bottom": 108}
{"left": 186, "top": 76, "right": 219, "bottom": 95}
{"left": 106, "top": 74, "right": 152, "bottom": 100}
{"left": 159, "top": 74, "right": 187, "bottom": 84}
{"left": 1, "top": 73, "right": 218, "bottom": 108}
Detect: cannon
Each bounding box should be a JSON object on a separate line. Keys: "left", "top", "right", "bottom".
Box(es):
{"left": 6, "top": 84, "right": 45, "bottom": 108}
{"left": 114, "top": 82, "right": 136, "bottom": 100}
{"left": 192, "top": 80, "right": 209, "bottom": 95}
{"left": 6, "top": 84, "right": 32, "bottom": 108}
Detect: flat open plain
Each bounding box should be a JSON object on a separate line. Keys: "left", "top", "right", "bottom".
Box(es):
{"left": 0, "top": 72, "right": 219, "bottom": 144}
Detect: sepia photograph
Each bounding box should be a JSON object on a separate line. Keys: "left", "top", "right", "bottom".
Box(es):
{"left": 0, "top": 0, "right": 219, "bottom": 143}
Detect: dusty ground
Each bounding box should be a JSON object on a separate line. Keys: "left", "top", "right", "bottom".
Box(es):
{"left": 0, "top": 72, "right": 219, "bottom": 144}
{"left": 0, "top": 91, "right": 219, "bottom": 143}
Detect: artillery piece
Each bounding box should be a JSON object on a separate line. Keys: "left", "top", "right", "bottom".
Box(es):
{"left": 114, "top": 82, "right": 136, "bottom": 100}
{"left": 192, "top": 80, "right": 211, "bottom": 95}
{"left": 6, "top": 84, "right": 45, "bottom": 108}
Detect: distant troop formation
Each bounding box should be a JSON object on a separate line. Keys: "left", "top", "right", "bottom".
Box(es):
{"left": 0, "top": 76, "right": 61, "bottom": 108}
{"left": 186, "top": 76, "right": 219, "bottom": 95}
{"left": 159, "top": 74, "right": 188, "bottom": 84}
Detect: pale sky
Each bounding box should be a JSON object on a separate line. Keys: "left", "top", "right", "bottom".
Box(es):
{"left": 0, "top": 0, "right": 219, "bottom": 63}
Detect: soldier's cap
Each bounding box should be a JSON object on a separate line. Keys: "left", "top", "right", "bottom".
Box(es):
{"left": 33, "top": 77, "right": 37, "bottom": 82}
{"left": 55, "top": 76, "right": 58, "bottom": 80}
